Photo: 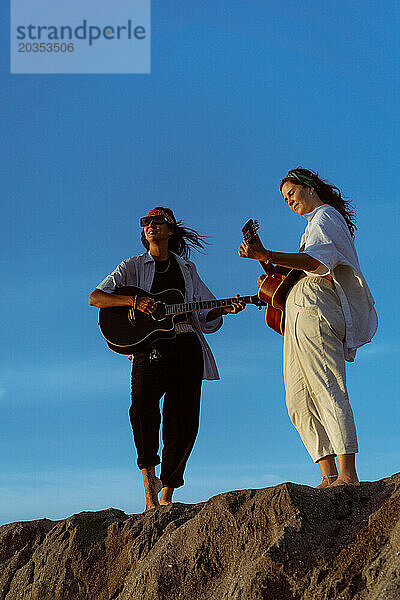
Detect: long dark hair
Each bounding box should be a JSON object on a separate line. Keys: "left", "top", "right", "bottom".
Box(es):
{"left": 280, "top": 167, "right": 357, "bottom": 238}
{"left": 141, "top": 207, "right": 208, "bottom": 259}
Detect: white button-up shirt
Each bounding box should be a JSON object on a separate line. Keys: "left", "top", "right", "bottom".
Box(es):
{"left": 96, "top": 251, "right": 223, "bottom": 379}
{"left": 301, "top": 205, "right": 378, "bottom": 361}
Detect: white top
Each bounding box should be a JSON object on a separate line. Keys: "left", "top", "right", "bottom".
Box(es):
{"left": 96, "top": 251, "right": 223, "bottom": 380}
{"left": 301, "top": 205, "right": 378, "bottom": 361}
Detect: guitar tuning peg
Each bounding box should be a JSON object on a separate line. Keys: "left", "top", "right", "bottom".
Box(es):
{"left": 254, "top": 220, "right": 259, "bottom": 230}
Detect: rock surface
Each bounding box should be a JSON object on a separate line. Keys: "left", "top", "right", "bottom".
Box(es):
{"left": 1, "top": 473, "right": 399, "bottom": 600}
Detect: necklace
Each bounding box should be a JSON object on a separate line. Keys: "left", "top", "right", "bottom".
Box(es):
{"left": 155, "top": 256, "right": 171, "bottom": 274}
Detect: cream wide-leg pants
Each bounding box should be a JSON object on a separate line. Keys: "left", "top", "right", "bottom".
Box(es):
{"left": 283, "top": 276, "right": 358, "bottom": 463}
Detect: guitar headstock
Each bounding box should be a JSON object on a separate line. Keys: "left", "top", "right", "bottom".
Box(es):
{"left": 242, "top": 219, "right": 259, "bottom": 244}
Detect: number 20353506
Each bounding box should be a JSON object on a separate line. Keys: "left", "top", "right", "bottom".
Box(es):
{"left": 18, "top": 42, "right": 74, "bottom": 52}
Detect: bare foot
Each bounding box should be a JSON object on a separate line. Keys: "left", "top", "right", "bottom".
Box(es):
{"left": 142, "top": 469, "right": 162, "bottom": 512}
{"left": 329, "top": 477, "right": 360, "bottom": 487}
{"left": 160, "top": 486, "right": 174, "bottom": 506}
{"left": 315, "top": 475, "right": 338, "bottom": 489}
{"left": 334, "top": 454, "right": 359, "bottom": 487}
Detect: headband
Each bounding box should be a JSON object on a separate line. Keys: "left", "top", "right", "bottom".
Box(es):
{"left": 284, "top": 171, "right": 319, "bottom": 190}
{"left": 144, "top": 209, "right": 174, "bottom": 224}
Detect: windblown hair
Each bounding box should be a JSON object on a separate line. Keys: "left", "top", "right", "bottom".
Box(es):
{"left": 141, "top": 206, "right": 209, "bottom": 259}
{"left": 280, "top": 167, "right": 357, "bottom": 238}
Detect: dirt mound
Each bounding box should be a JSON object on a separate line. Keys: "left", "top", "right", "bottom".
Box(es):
{"left": 1, "top": 473, "right": 399, "bottom": 599}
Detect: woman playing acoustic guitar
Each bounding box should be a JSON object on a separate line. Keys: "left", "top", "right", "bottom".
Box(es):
{"left": 89, "top": 208, "right": 245, "bottom": 511}
{"left": 238, "top": 168, "right": 377, "bottom": 488}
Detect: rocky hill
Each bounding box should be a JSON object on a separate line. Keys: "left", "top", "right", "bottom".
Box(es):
{"left": 1, "top": 473, "right": 399, "bottom": 600}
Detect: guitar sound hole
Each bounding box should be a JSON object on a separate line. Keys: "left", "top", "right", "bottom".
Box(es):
{"left": 151, "top": 302, "right": 167, "bottom": 322}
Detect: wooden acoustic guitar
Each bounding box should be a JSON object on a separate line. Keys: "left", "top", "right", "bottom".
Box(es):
{"left": 241, "top": 219, "right": 301, "bottom": 335}
{"left": 99, "top": 286, "right": 265, "bottom": 354}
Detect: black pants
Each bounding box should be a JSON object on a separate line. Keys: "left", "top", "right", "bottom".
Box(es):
{"left": 129, "top": 333, "right": 204, "bottom": 488}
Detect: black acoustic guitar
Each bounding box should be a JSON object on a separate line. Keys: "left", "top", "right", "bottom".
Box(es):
{"left": 99, "top": 286, "right": 265, "bottom": 354}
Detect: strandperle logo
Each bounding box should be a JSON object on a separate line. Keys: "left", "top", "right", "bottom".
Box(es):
{"left": 15, "top": 20, "right": 146, "bottom": 46}
{"left": 11, "top": 0, "right": 150, "bottom": 74}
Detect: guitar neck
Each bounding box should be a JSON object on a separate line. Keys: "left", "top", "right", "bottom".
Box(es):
{"left": 242, "top": 219, "right": 271, "bottom": 276}
{"left": 165, "top": 295, "right": 257, "bottom": 316}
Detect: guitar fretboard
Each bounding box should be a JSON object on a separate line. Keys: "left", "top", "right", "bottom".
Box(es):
{"left": 165, "top": 296, "right": 256, "bottom": 316}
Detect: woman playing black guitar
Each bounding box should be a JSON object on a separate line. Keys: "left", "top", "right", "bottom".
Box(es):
{"left": 89, "top": 207, "right": 245, "bottom": 511}
{"left": 239, "top": 168, "right": 377, "bottom": 488}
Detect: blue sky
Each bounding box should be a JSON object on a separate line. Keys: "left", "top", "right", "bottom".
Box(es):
{"left": 1, "top": 0, "right": 399, "bottom": 524}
